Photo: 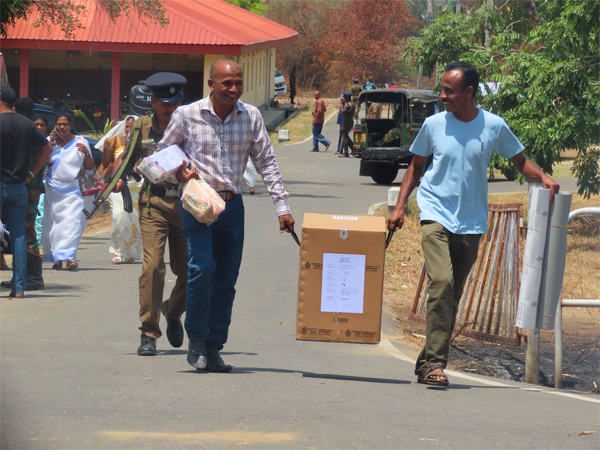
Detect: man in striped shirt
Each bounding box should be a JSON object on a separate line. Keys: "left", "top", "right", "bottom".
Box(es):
{"left": 160, "top": 59, "right": 295, "bottom": 372}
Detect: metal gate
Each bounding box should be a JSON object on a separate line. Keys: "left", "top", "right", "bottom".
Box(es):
{"left": 410, "top": 204, "right": 524, "bottom": 345}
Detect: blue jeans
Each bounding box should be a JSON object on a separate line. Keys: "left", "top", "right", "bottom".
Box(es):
{"left": 1, "top": 182, "right": 27, "bottom": 294}
{"left": 181, "top": 195, "right": 245, "bottom": 351}
{"left": 312, "top": 123, "right": 330, "bottom": 151}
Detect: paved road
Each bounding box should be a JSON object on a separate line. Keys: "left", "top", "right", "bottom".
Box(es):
{"left": 1, "top": 118, "right": 594, "bottom": 449}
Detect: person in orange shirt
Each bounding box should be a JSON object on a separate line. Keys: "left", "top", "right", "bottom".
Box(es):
{"left": 310, "top": 91, "right": 330, "bottom": 152}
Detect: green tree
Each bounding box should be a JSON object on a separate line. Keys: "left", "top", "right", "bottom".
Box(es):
{"left": 405, "top": 0, "right": 600, "bottom": 198}
{"left": 0, "top": 0, "right": 168, "bottom": 39}
{"left": 224, "top": 0, "right": 265, "bottom": 16}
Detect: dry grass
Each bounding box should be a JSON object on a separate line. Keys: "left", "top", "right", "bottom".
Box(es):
{"left": 268, "top": 97, "right": 342, "bottom": 145}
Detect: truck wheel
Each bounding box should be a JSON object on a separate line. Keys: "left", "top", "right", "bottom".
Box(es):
{"left": 371, "top": 166, "right": 399, "bottom": 184}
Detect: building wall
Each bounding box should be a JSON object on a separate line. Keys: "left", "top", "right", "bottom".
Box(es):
{"left": 4, "top": 48, "right": 276, "bottom": 110}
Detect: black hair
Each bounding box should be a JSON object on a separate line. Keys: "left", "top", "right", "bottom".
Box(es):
{"left": 33, "top": 115, "right": 48, "bottom": 125}
{"left": 55, "top": 111, "right": 74, "bottom": 125}
{"left": 444, "top": 62, "right": 480, "bottom": 92}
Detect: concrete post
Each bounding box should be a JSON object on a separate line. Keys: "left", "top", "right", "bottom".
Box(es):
{"left": 525, "top": 328, "right": 540, "bottom": 384}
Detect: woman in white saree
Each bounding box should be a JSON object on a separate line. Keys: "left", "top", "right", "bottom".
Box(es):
{"left": 97, "top": 116, "right": 142, "bottom": 264}
{"left": 42, "top": 112, "right": 95, "bottom": 270}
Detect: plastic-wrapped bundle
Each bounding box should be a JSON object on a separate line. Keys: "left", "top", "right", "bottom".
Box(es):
{"left": 181, "top": 179, "right": 225, "bottom": 225}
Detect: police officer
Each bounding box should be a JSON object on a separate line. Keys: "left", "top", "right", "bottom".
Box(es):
{"left": 350, "top": 77, "right": 362, "bottom": 120}
{"left": 339, "top": 92, "right": 355, "bottom": 158}
{"left": 135, "top": 72, "right": 188, "bottom": 356}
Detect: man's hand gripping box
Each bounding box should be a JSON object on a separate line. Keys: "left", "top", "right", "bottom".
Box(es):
{"left": 297, "top": 213, "right": 386, "bottom": 343}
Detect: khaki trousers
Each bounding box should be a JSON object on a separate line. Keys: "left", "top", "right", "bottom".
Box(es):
{"left": 138, "top": 191, "right": 187, "bottom": 339}
{"left": 415, "top": 221, "right": 481, "bottom": 377}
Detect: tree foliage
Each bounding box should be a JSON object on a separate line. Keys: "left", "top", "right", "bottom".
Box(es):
{"left": 404, "top": 0, "right": 600, "bottom": 198}
{"left": 0, "top": 0, "right": 168, "bottom": 39}
{"left": 327, "top": 0, "right": 418, "bottom": 86}
{"left": 265, "top": 0, "right": 332, "bottom": 90}
{"left": 224, "top": 0, "right": 265, "bottom": 15}
{"left": 265, "top": 0, "right": 418, "bottom": 93}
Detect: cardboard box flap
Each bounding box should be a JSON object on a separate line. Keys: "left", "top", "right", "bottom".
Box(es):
{"left": 302, "top": 213, "right": 386, "bottom": 232}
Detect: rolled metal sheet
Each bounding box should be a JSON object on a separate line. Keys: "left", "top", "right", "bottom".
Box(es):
{"left": 536, "top": 192, "right": 572, "bottom": 330}
{"left": 515, "top": 186, "right": 550, "bottom": 329}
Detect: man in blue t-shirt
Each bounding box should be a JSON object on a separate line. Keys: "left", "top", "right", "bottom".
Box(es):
{"left": 388, "top": 62, "right": 559, "bottom": 387}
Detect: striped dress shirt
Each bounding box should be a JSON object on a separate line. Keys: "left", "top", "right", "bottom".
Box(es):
{"left": 158, "top": 96, "right": 290, "bottom": 216}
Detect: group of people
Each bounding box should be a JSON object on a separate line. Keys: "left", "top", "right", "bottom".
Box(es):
{"left": 1, "top": 61, "right": 293, "bottom": 374}
{"left": 2, "top": 61, "right": 559, "bottom": 385}
{"left": 310, "top": 90, "right": 355, "bottom": 157}
{"left": 310, "top": 76, "right": 383, "bottom": 157}
{"left": 0, "top": 89, "right": 99, "bottom": 297}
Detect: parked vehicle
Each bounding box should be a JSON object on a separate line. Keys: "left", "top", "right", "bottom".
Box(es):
{"left": 274, "top": 68, "right": 287, "bottom": 96}
{"left": 353, "top": 89, "right": 439, "bottom": 184}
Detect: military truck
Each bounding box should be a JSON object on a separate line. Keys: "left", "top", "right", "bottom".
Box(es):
{"left": 353, "top": 89, "right": 439, "bottom": 184}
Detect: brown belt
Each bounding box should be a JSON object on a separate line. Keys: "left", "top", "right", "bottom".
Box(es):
{"left": 218, "top": 191, "right": 237, "bottom": 201}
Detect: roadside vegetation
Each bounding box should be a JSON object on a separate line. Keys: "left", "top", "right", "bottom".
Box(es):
{"left": 379, "top": 191, "right": 599, "bottom": 392}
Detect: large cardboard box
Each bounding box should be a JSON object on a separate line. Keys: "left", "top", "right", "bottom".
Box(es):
{"left": 296, "top": 213, "right": 386, "bottom": 343}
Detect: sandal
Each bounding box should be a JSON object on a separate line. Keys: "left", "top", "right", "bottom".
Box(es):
{"left": 112, "top": 256, "right": 122, "bottom": 264}
{"left": 66, "top": 259, "right": 78, "bottom": 271}
{"left": 126, "top": 258, "right": 136, "bottom": 264}
{"left": 52, "top": 261, "right": 63, "bottom": 270}
{"left": 417, "top": 366, "right": 449, "bottom": 387}
{"left": 9, "top": 292, "right": 24, "bottom": 298}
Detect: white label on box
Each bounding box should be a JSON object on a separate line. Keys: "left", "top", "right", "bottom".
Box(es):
{"left": 332, "top": 216, "right": 358, "bottom": 220}
{"left": 321, "top": 253, "right": 365, "bottom": 314}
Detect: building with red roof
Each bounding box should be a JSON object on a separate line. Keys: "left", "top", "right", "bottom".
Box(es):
{"left": 2, "top": 0, "right": 297, "bottom": 121}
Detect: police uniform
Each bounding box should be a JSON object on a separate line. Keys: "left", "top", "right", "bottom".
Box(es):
{"left": 340, "top": 92, "right": 355, "bottom": 158}
{"left": 350, "top": 79, "right": 362, "bottom": 120}
{"left": 136, "top": 73, "right": 188, "bottom": 356}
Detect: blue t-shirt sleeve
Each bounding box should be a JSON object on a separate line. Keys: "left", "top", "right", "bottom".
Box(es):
{"left": 495, "top": 118, "right": 524, "bottom": 159}
{"left": 410, "top": 121, "right": 432, "bottom": 157}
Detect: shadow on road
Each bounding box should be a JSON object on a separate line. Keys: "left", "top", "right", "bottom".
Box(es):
{"left": 180, "top": 365, "right": 410, "bottom": 385}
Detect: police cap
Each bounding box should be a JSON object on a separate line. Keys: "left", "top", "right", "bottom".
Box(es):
{"left": 353, "top": 77, "right": 359, "bottom": 82}
{"left": 144, "top": 72, "right": 187, "bottom": 102}
{"left": 343, "top": 91, "right": 352, "bottom": 98}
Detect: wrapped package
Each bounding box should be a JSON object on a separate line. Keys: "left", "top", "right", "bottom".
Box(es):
{"left": 181, "top": 179, "right": 225, "bottom": 225}
{"left": 137, "top": 144, "right": 190, "bottom": 184}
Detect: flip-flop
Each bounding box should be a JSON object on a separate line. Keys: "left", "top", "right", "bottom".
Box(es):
{"left": 417, "top": 367, "right": 449, "bottom": 387}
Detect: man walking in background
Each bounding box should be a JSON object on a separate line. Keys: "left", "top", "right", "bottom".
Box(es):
{"left": 310, "top": 91, "right": 330, "bottom": 152}
{"left": 0, "top": 86, "right": 52, "bottom": 298}
{"left": 1, "top": 97, "right": 47, "bottom": 292}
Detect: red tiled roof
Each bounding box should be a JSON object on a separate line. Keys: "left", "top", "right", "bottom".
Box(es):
{"left": 3, "top": 0, "right": 297, "bottom": 55}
